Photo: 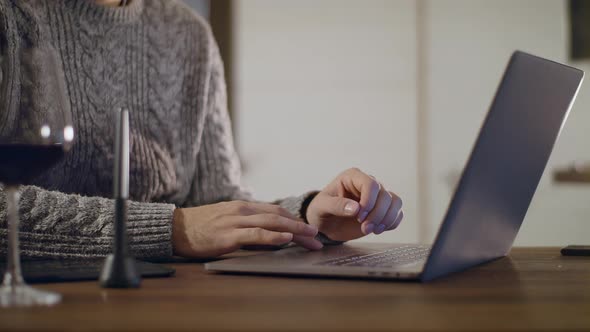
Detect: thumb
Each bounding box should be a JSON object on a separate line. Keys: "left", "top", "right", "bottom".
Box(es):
{"left": 313, "top": 194, "right": 360, "bottom": 218}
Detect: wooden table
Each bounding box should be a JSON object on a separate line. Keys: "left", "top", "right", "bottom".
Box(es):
{"left": 0, "top": 247, "right": 589, "bottom": 332}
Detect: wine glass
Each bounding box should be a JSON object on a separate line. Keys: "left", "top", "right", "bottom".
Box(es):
{"left": 0, "top": 45, "right": 74, "bottom": 306}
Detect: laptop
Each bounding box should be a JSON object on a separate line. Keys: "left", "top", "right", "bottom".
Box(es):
{"left": 205, "top": 51, "right": 584, "bottom": 282}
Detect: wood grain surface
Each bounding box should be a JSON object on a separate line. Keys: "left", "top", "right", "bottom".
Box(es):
{"left": 0, "top": 247, "right": 588, "bottom": 332}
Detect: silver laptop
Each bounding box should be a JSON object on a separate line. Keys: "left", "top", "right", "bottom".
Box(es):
{"left": 206, "top": 51, "right": 584, "bottom": 282}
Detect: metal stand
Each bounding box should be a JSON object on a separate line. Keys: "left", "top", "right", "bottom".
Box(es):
{"left": 99, "top": 108, "right": 141, "bottom": 288}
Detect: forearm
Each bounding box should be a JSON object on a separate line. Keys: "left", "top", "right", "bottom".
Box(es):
{"left": 0, "top": 185, "right": 174, "bottom": 260}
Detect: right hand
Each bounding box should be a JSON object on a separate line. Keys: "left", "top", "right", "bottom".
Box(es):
{"left": 172, "top": 201, "right": 323, "bottom": 258}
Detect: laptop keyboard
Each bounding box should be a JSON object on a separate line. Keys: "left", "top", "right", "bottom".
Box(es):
{"left": 315, "top": 245, "right": 431, "bottom": 268}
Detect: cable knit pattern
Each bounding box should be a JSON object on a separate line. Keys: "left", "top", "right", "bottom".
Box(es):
{"left": 0, "top": 0, "right": 313, "bottom": 260}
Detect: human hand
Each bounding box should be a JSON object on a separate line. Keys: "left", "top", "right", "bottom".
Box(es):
{"left": 172, "top": 201, "right": 323, "bottom": 258}
{"left": 305, "top": 168, "right": 403, "bottom": 241}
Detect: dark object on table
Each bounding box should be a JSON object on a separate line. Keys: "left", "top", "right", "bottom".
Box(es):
{"left": 0, "top": 260, "right": 175, "bottom": 284}
{"left": 100, "top": 108, "right": 141, "bottom": 288}
{"left": 553, "top": 165, "right": 590, "bottom": 256}
{"left": 561, "top": 245, "right": 590, "bottom": 256}
{"left": 553, "top": 163, "right": 590, "bottom": 183}
{"left": 569, "top": 0, "right": 590, "bottom": 59}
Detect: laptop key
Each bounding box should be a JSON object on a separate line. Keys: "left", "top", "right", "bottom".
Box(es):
{"left": 315, "top": 245, "right": 430, "bottom": 268}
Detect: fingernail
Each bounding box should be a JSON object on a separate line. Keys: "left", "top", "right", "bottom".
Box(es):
{"left": 375, "top": 224, "right": 386, "bottom": 234}
{"left": 358, "top": 211, "right": 368, "bottom": 222}
{"left": 344, "top": 202, "right": 358, "bottom": 215}
{"left": 365, "top": 223, "right": 374, "bottom": 234}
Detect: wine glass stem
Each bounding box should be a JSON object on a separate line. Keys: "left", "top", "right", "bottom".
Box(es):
{"left": 3, "top": 186, "right": 24, "bottom": 287}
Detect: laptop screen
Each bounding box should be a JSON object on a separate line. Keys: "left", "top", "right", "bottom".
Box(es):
{"left": 422, "top": 51, "right": 584, "bottom": 281}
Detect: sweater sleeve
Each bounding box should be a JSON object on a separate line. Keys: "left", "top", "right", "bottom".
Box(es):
{"left": 0, "top": 185, "right": 175, "bottom": 260}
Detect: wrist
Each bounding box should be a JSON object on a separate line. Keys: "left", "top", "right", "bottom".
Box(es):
{"left": 171, "top": 208, "right": 189, "bottom": 256}
{"left": 172, "top": 207, "right": 184, "bottom": 224}
{"left": 301, "top": 192, "right": 345, "bottom": 245}
{"left": 301, "top": 191, "right": 320, "bottom": 224}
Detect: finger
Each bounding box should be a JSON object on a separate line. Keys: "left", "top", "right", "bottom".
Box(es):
{"left": 344, "top": 169, "right": 380, "bottom": 222}
{"left": 361, "top": 220, "right": 375, "bottom": 235}
{"left": 386, "top": 210, "right": 404, "bottom": 231}
{"left": 237, "top": 214, "right": 318, "bottom": 237}
{"left": 372, "top": 191, "right": 402, "bottom": 234}
{"left": 292, "top": 234, "right": 324, "bottom": 250}
{"left": 311, "top": 194, "right": 360, "bottom": 218}
{"left": 374, "top": 201, "right": 400, "bottom": 234}
{"left": 242, "top": 201, "right": 300, "bottom": 220}
{"left": 233, "top": 228, "right": 294, "bottom": 246}
{"left": 364, "top": 189, "right": 393, "bottom": 233}
{"left": 361, "top": 191, "right": 402, "bottom": 234}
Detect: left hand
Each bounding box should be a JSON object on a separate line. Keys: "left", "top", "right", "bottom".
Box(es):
{"left": 306, "top": 168, "right": 403, "bottom": 242}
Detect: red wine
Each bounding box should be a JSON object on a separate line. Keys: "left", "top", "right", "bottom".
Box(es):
{"left": 0, "top": 144, "right": 65, "bottom": 186}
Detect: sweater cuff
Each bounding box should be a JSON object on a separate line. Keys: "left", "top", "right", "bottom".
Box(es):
{"left": 126, "top": 201, "right": 175, "bottom": 259}
{"left": 278, "top": 191, "right": 344, "bottom": 246}
{"left": 276, "top": 191, "right": 317, "bottom": 220}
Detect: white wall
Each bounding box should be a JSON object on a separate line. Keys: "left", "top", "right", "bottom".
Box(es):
{"left": 234, "top": 0, "right": 420, "bottom": 243}
{"left": 233, "top": 0, "right": 590, "bottom": 246}
{"left": 424, "top": 0, "right": 590, "bottom": 246}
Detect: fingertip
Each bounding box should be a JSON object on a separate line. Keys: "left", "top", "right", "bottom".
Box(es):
{"left": 311, "top": 226, "right": 319, "bottom": 236}
{"left": 344, "top": 200, "right": 360, "bottom": 216}
{"left": 303, "top": 223, "right": 319, "bottom": 236}
{"left": 280, "top": 232, "right": 294, "bottom": 242}
{"left": 293, "top": 235, "right": 324, "bottom": 250}
{"left": 362, "top": 222, "right": 374, "bottom": 235}
{"left": 395, "top": 210, "right": 404, "bottom": 228}
{"left": 388, "top": 210, "right": 404, "bottom": 231}
{"left": 311, "top": 241, "right": 324, "bottom": 251}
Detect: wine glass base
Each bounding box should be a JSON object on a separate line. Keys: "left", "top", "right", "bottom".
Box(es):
{"left": 0, "top": 284, "right": 61, "bottom": 307}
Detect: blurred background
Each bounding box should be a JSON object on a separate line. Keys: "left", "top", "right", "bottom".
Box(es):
{"left": 185, "top": 0, "right": 590, "bottom": 246}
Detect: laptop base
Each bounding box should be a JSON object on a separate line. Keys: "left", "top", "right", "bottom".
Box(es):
{"left": 206, "top": 243, "right": 426, "bottom": 281}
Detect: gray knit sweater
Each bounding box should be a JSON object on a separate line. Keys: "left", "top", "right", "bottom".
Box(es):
{"left": 0, "top": 0, "right": 312, "bottom": 260}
